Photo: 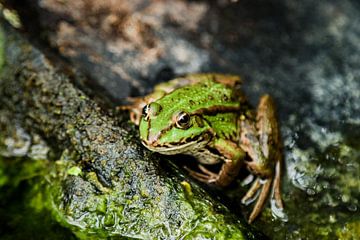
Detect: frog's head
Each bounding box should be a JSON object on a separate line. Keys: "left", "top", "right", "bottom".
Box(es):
{"left": 139, "top": 102, "right": 213, "bottom": 154}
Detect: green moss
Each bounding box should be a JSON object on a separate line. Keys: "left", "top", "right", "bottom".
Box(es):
{"left": 336, "top": 221, "right": 360, "bottom": 240}
{"left": 0, "top": 156, "right": 76, "bottom": 239}
{"left": 0, "top": 157, "right": 8, "bottom": 187}
{"left": 1, "top": 5, "right": 21, "bottom": 29}
{"left": 67, "top": 166, "right": 82, "bottom": 176}
{"left": 181, "top": 180, "right": 194, "bottom": 200}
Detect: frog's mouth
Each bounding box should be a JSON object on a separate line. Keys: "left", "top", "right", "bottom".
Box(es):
{"left": 142, "top": 133, "right": 212, "bottom": 155}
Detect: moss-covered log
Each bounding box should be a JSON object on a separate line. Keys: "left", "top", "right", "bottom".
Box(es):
{"left": 0, "top": 20, "right": 265, "bottom": 239}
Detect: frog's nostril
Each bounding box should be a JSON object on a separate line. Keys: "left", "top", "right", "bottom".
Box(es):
{"left": 146, "top": 132, "right": 159, "bottom": 146}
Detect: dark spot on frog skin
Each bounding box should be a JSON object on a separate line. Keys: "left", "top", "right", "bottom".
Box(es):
{"left": 222, "top": 94, "right": 229, "bottom": 101}
{"left": 189, "top": 100, "right": 195, "bottom": 105}
{"left": 195, "top": 116, "right": 204, "bottom": 127}
{"left": 208, "top": 95, "right": 214, "bottom": 100}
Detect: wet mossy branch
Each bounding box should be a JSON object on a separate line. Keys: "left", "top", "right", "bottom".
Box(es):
{"left": 0, "top": 20, "right": 264, "bottom": 239}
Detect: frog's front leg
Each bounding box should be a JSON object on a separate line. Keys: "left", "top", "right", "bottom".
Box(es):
{"left": 240, "top": 95, "right": 283, "bottom": 223}
{"left": 185, "top": 139, "right": 246, "bottom": 187}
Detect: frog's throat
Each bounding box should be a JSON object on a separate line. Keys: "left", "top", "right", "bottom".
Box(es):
{"left": 142, "top": 133, "right": 212, "bottom": 155}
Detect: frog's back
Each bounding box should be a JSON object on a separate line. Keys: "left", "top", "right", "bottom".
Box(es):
{"left": 157, "top": 78, "right": 243, "bottom": 114}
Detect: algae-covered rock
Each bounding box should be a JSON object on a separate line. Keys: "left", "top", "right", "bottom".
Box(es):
{"left": 0, "top": 21, "right": 263, "bottom": 239}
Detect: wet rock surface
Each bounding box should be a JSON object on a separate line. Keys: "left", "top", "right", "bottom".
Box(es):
{"left": 1, "top": 0, "right": 360, "bottom": 239}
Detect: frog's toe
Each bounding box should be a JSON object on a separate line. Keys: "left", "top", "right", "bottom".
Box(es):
{"left": 184, "top": 166, "right": 218, "bottom": 184}
{"left": 272, "top": 160, "right": 284, "bottom": 209}
{"left": 197, "top": 164, "right": 218, "bottom": 178}
{"left": 241, "top": 178, "right": 261, "bottom": 205}
{"left": 241, "top": 177, "right": 272, "bottom": 223}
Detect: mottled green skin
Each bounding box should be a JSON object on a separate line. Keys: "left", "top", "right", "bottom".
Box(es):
{"left": 139, "top": 76, "right": 244, "bottom": 148}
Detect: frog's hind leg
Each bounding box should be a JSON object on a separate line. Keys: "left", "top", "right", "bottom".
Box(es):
{"left": 240, "top": 94, "right": 284, "bottom": 223}
{"left": 257, "top": 95, "right": 284, "bottom": 210}
{"left": 240, "top": 117, "right": 272, "bottom": 223}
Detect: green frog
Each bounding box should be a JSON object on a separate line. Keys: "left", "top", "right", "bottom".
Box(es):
{"left": 122, "top": 73, "right": 284, "bottom": 223}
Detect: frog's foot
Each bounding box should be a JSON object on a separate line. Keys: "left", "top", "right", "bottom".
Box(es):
{"left": 184, "top": 165, "right": 219, "bottom": 184}
{"left": 241, "top": 161, "right": 283, "bottom": 223}
{"left": 241, "top": 177, "right": 272, "bottom": 223}
{"left": 117, "top": 97, "right": 147, "bottom": 125}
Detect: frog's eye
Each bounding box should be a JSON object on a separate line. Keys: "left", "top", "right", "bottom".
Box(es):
{"left": 142, "top": 105, "right": 150, "bottom": 120}
{"left": 142, "top": 102, "right": 162, "bottom": 121}
{"left": 175, "top": 111, "right": 191, "bottom": 129}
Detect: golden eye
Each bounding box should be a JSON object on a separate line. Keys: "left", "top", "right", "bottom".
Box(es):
{"left": 142, "top": 103, "right": 162, "bottom": 121}
{"left": 175, "top": 111, "right": 191, "bottom": 129}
